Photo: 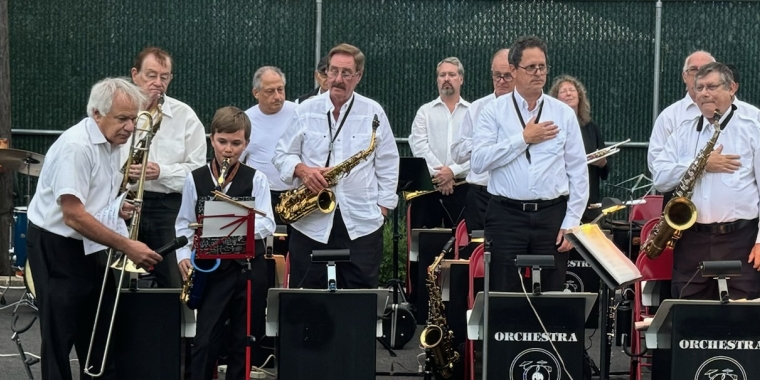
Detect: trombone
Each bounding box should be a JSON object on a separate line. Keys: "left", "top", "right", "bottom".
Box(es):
{"left": 586, "top": 138, "right": 630, "bottom": 165}
{"left": 84, "top": 104, "right": 161, "bottom": 377}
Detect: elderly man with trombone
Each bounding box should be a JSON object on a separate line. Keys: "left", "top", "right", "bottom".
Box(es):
{"left": 26, "top": 78, "right": 163, "bottom": 380}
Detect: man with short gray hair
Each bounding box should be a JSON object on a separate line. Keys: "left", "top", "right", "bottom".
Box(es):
{"left": 243, "top": 66, "right": 297, "bottom": 224}
{"left": 27, "top": 77, "right": 163, "bottom": 379}
{"left": 409, "top": 56, "right": 471, "bottom": 229}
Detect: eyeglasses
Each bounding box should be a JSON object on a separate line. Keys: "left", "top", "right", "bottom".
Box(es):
{"left": 316, "top": 70, "right": 328, "bottom": 78}
{"left": 492, "top": 72, "right": 514, "bottom": 82}
{"left": 684, "top": 67, "right": 700, "bottom": 75}
{"left": 516, "top": 64, "right": 550, "bottom": 75}
{"left": 327, "top": 69, "right": 360, "bottom": 80}
{"left": 144, "top": 72, "right": 173, "bottom": 83}
{"left": 694, "top": 82, "right": 725, "bottom": 93}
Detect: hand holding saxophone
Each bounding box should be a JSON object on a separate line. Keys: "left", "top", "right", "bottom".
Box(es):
{"left": 178, "top": 258, "right": 193, "bottom": 281}
{"left": 706, "top": 144, "right": 741, "bottom": 173}
{"left": 128, "top": 161, "right": 161, "bottom": 180}
{"left": 295, "top": 163, "right": 330, "bottom": 193}
{"left": 522, "top": 116, "right": 558, "bottom": 144}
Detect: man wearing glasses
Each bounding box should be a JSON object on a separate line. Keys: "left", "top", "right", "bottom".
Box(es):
{"left": 648, "top": 50, "right": 715, "bottom": 203}
{"left": 122, "top": 46, "right": 207, "bottom": 288}
{"left": 274, "top": 43, "right": 399, "bottom": 289}
{"left": 451, "top": 48, "right": 514, "bottom": 238}
{"left": 472, "top": 36, "right": 588, "bottom": 292}
{"left": 408, "top": 57, "right": 471, "bottom": 229}
{"left": 295, "top": 55, "right": 330, "bottom": 104}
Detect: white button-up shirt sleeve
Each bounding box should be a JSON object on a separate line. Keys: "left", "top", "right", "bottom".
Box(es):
{"left": 471, "top": 99, "right": 529, "bottom": 175}
{"left": 375, "top": 111, "right": 401, "bottom": 209}
{"left": 272, "top": 111, "right": 303, "bottom": 186}
{"left": 451, "top": 106, "right": 475, "bottom": 165}
{"left": 561, "top": 111, "right": 591, "bottom": 229}
{"left": 175, "top": 173, "right": 197, "bottom": 263}
{"left": 409, "top": 98, "right": 470, "bottom": 177}
{"left": 652, "top": 119, "right": 693, "bottom": 193}
{"left": 409, "top": 104, "right": 445, "bottom": 175}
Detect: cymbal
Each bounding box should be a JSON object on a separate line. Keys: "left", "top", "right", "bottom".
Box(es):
{"left": 0, "top": 148, "right": 45, "bottom": 176}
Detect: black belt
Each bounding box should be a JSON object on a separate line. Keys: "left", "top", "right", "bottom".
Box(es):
{"left": 471, "top": 184, "right": 488, "bottom": 192}
{"left": 142, "top": 191, "right": 181, "bottom": 200}
{"left": 492, "top": 195, "right": 567, "bottom": 212}
{"left": 690, "top": 218, "right": 757, "bottom": 235}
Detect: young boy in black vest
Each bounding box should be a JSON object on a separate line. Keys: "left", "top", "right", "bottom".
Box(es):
{"left": 175, "top": 106, "right": 275, "bottom": 380}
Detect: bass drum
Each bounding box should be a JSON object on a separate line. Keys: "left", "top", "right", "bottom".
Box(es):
{"left": 23, "top": 258, "right": 36, "bottom": 303}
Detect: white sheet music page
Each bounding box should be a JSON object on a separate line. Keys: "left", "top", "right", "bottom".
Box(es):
{"left": 568, "top": 224, "right": 642, "bottom": 286}
{"left": 84, "top": 192, "right": 129, "bottom": 255}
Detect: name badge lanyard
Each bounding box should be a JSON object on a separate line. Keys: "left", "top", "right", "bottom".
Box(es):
{"left": 512, "top": 93, "right": 544, "bottom": 164}
{"left": 325, "top": 96, "right": 356, "bottom": 167}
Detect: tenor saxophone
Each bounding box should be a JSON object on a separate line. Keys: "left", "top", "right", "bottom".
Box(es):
{"left": 642, "top": 109, "right": 723, "bottom": 259}
{"left": 275, "top": 114, "right": 380, "bottom": 223}
{"left": 420, "top": 238, "right": 459, "bottom": 378}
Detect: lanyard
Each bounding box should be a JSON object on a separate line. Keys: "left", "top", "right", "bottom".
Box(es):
{"left": 694, "top": 104, "right": 736, "bottom": 156}
{"left": 512, "top": 92, "right": 544, "bottom": 164}
{"left": 325, "top": 96, "right": 355, "bottom": 166}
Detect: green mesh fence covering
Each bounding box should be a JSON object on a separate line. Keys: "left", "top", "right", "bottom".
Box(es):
{"left": 7, "top": 1, "right": 760, "bottom": 207}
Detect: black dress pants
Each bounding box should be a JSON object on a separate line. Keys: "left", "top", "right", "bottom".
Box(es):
{"left": 464, "top": 184, "right": 490, "bottom": 234}
{"left": 139, "top": 192, "right": 183, "bottom": 288}
{"left": 26, "top": 223, "right": 116, "bottom": 380}
{"left": 485, "top": 196, "right": 569, "bottom": 292}
{"left": 191, "top": 251, "right": 267, "bottom": 380}
{"left": 288, "top": 209, "right": 384, "bottom": 289}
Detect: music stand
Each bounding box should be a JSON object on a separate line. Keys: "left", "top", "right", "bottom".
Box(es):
{"left": 384, "top": 157, "right": 433, "bottom": 351}
{"left": 565, "top": 223, "right": 643, "bottom": 380}
{"left": 194, "top": 198, "right": 258, "bottom": 380}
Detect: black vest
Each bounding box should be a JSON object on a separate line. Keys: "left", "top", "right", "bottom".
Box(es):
{"left": 191, "top": 164, "right": 264, "bottom": 266}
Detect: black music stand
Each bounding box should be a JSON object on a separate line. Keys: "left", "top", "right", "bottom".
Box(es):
{"left": 565, "top": 223, "right": 643, "bottom": 380}
{"left": 382, "top": 157, "right": 433, "bottom": 351}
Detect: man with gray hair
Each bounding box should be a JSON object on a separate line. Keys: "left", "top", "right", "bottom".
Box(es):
{"left": 243, "top": 66, "right": 297, "bottom": 225}
{"left": 652, "top": 62, "right": 760, "bottom": 300}
{"left": 409, "top": 56, "right": 471, "bottom": 229}
{"left": 26, "top": 77, "right": 163, "bottom": 379}
{"left": 648, "top": 50, "right": 715, "bottom": 187}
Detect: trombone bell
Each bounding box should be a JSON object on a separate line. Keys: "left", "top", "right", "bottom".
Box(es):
{"left": 109, "top": 254, "right": 147, "bottom": 273}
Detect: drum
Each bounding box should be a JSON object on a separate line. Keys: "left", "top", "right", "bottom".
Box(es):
{"left": 24, "top": 258, "right": 36, "bottom": 299}
{"left": 13, "top": 207, "right": 28, "bottom": 268}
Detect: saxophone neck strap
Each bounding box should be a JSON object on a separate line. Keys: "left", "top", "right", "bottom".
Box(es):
{"left": 211, "top": 159, "right": 240, "bottom": 192}
{"left": 697, "top": 104, "right": 737, "bottom": 132}
{"left": 325, "top": 96, "right": 356, "bottom": 167}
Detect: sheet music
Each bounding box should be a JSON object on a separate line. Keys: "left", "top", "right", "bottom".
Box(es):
{"left": 84, "top": 192, "right": 129, "bottom": 255}
{"left": 201, "top": 200, "right": 256, "bottom": 238}
{"left": 567, "top": 224, "right": 642, "bottom": 286}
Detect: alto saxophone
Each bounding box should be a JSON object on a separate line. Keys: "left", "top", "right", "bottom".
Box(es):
{"left": 276, "top": 114, "right": 380, "bottom": 223}
{"left": 217, "top": 158, "right": 230, "bottom": 188}
{"left": 420, "top": 239, "right": 459, "bottom": 378}
{"left": 642, "top": 109, "right": 723, "bottom": 259}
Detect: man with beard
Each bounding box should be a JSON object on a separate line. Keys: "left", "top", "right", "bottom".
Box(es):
{"left": 472, "top": 36, "right": 588, "bottom": 292}
{"left": 122, "top": 46, "right": 207, "bottom": 288}
{"left": 408, "top": 57, "right": 471, "bottom": 229}
{"left": 243, "top": 66, "right": 297, "bottom": 224}
{"left": 451, "top": 48, "right": 514, "bottom": 237}
{"left": 274, "top": 43, "right": 399, "bottom": 289}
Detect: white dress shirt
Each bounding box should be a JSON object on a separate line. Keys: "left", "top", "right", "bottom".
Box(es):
{"left": 471, "top": 90, "right": 589, "bottom": 229}
{"left": 648, "top": 93, "right": 701, "bottom": 176}
{"left": 120, "top": 95, "right": 207, "bottom": 194}
{"left": 409, "top": 96, "right": 471, "bottom": 177}
{"left": 174, "top": 165, "right": 276, "bottom": 262}
{"left": 273, "top": 91, "right": 400, "bottom": 243}
{"left": 652, "top": 106, "right": 760, "bottom": 241}
{"left": 451, "top": 93, "right": 496, "bottom": 186}
{"left": 243, "top": 101, "right": 297, "bottom": 191}
{"left": 28, "top": 118, "right": 122, "bottom": 239}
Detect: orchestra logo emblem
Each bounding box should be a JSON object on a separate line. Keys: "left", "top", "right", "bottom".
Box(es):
{"left": 509, "top": 348, "right": 561, "bottom": 380}
{"left": 694, "top": 356, "right": 746, "bottom": 380}
{"left": 563, "top": 271, "right": 584, "bottom": 293}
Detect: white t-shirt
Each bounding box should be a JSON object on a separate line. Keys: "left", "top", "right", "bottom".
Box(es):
{"left": 243, "top": 101, "right": 297, "bottom": 191}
